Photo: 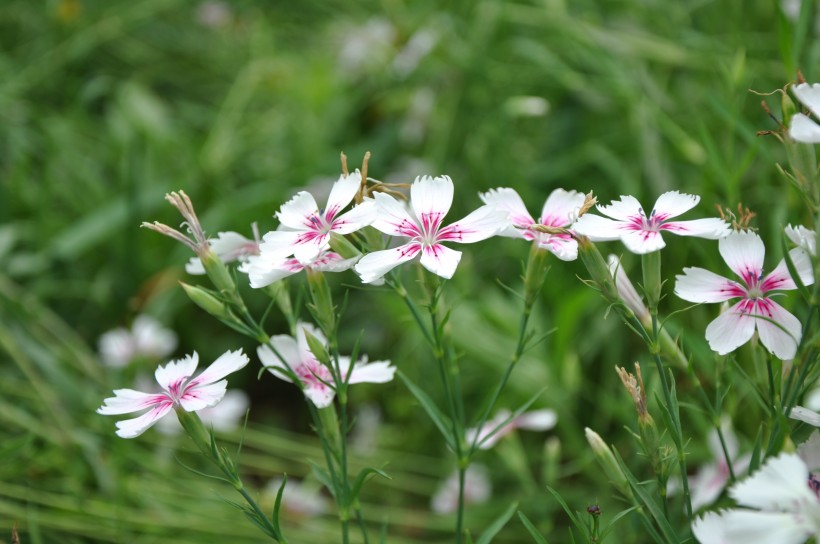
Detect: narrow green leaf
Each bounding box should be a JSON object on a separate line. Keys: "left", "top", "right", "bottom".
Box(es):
{"left": 398, "top": 371, "right": 456, "bottom": 450}
{"left": 351, "top": 466, "right": 392, "bottom": 500}
{"left": 476, "top": 501, "right": 518, "bottom": 544}
{"left": 518, "top": 511, "right": 549, "bottom": 544}
{"left": 272, "top": 474, "right": 287, "bottom": 536}
{"left": 546, "top": 486, "right": 582, "bottom": 528}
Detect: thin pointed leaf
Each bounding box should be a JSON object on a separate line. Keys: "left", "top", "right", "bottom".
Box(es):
{"left": 351, "top": 466, "right": 392, "bottom": 500}
{"left": 476, "top": 501, "right": 518, "bottom": 544}
{"left": 398, "top": 371, "right": 456, "bottom": 450}
{"left": 518, "top": 511, "right": 549, "bottom": 544}
{"left": 272, "top": 473, "right": 287, "bottom": 536}
{"left": 546, "top": 486, "right": 582, "bottom": 528}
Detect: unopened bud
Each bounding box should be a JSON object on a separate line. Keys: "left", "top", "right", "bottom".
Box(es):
{"left": 585, "top": 428, "right": 632, "bottom": 498}
{"left": 180, "top": 282, "right": 242, "bottom": 327}
{"left": 303, "top": 327, "right": 331, "bottom": 368}
{"left": 577, "top": 237, "right": 619, "bottom": 303}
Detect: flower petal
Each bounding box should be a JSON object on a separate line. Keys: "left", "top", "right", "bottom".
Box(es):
{"left": 479, "top": 187, "right": 534, "bottom": 236}
{"left": 789, "top": 406, "right": 820, "bottom": 427}
{"left": 370, "top": 193, "right": 421, "bottom": 238}
{"left": 730, "top": 453, "right": 815, "bottom": 512}
{"left": 259, "top": 230, "right": 310, "bottom": 259}
{"left": 189, "top": 349, "right": 249, "bottom": 387}
{"left": 761, "top": 248, "right": 815, "bottom": 292}
{"left": 347, "top": 360, "right": 396, "bottom": 384}
{"left": 419, "top": 243, "right": 462, "bottom": 279}
{"left": 331, "top": 200, "right": 377, "bottom": 234}
{"left": 540, "top": 234, "right": 578, "bottom": 261}
{"left": 411, "top": 175, "right": 454, "bottom": 227}
{"left": 661, "top": 218, "right": 730, "bottom": 239}
{"left": 675, "top": 267, "right": 743, "bottom": 303}
{"left": 179, "top": 380, "right": 227, "bottom": 412}
{"left": 324, "top": 171, "right": 361, "bottom": 220}
{"left": 620, "top": 229, "right": 666, "bottom": 254}
{"left": 608, "top": 254, "right": 649, "bottom": 316}
{"left": 785, "top": 224, "right": 816, "bottom": 256}
{"left": 515, "top": 409, "right": 558, "bottom": 431}
{"left": 97, "top": 389, "right": 167, "bottom": 415}
{"left": 276, "top": 191, "right": 320, "bottom": 230}
{"left": 155, "top": 353, "right": 199, "bottom": 390}
{"left": 113, "top": 403, "right": 174, "bottom": 439}
{"left": 258, "top": 336, "right": 300, "bottom": 383}
{"left": 651, "top": 191, "right": 701, "bottom": 220}
{"left": 693, "top": 509, "right": 812, "bottom": 544}
{"left": 596, "top": 195, "right": 643, "bottom": 221}
{"left": 540, "top": 189, "right": 585, "bottom": 227}
{"left": 793, "top": 82, "right": 820, "bottom": 118}
{"left": 752, "top": 299, "right": 802, "bottom": 360}
{"left": 437, "top": 206, "right": 507, "bottom": 244}
{"left": 570, "top": 213, "right": 625, "bottom": 241}
{"left": 244, "top": 255, "right": 303, "bottom": 288}
{"left": 789, "top": 112, "right": 820, "bottom": 143}
{"left": 704, "top": 301, "right": 756, "bottom": 355}
{"left": 355, "top": 244, "right": 421, "bottom": 284}
{"left": 718, "top": 231, "right": 765, "bottom": 286}
{"left": 303, "top": 382, "right": 336, "bottom": 408}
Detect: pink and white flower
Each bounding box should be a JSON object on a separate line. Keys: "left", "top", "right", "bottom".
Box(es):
{"left": 186, "top": 231, "right": 260, "bottom": 275}
{"left": 479, "top": 187, "right": 586, "bottom": 260}
{"left": 675, "top": 230, "right": 814, "bottom": 359}
{"left": 97, "top": 350, "right": 249, "bottom": 438}
{"left": 354, "top": 175, "right": 507, "bottom": 283}
{"left": 157, "top": 389, "right": 250, "bottom": 435}
{"left": 466, "top": 408, "right": 557, "bottom": 450}
{"left": 261, "top": 171, "right": 375, "bottom": 264}
{"left": 98, "top": 314, "right": 178, "bottom": 368}
{"left": 257, "top": 322, "right": 395, "bottom": 408}
{"left": 692, "top": 453, "right": 820, "bottom": 544}
{"left": 242, "top": 250, "right": 358, "bottom": 288}
{"left": 790, "top": 83, "right": 820, "bottom": 144}
{"left": 571, "top": 191, "right": 730, "bottom": 254}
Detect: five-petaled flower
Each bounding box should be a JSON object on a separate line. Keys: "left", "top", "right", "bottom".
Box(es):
{"left": 789, "top": 82, "right": 820, "bottom": 144}
{"left": 260, "top": 170, "right": 375, "bottom": 264}
{"left": 479, "top": 187, "right": 586, "bottom": 260}
{"left": 257, "top": 322, "right": 395, "bottom": 408}
{"left": 97, "top": 350, "right": 249, "bottom": 438}
{"left": 242, "top": 249, "right": 358, "bottom": 289}
{"left": 354, "top": 175, "right": 507, "bottom": 283}
{"left": 692, "top": 452, "right": 820, "bottom": 544}
{"left": 675, "top": 230, "right": 814, "bottom": 360}
{"left": 572, "top": 191, "right": 730, "bottom": 254}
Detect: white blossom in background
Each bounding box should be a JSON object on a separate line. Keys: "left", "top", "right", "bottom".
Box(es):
{"left": 572, "top": 191, "right": 730, "bottom": 254}
{"left": 260, "top": 171, "right": 375, "bottom": 265}
{"left": 790, "top": 82, "right": 820, "bottom": 143}
{"left": 98, "top": 350, "right": 249, "bottom": 438}
{"left": 479, "top": 187, "right": 586, "bottom": 261}
{"left": 98, "top": 314, "right": 178, "bottom": 368}
{"left": 393, "top": 27, "right": 438, "bottom": 77}
{"left": 337, "top": 18, "right": 396, "bottom": 76}
{"left": 675, "top": 230, "right": 814, "bottom": 359}
{"left": 355, "top": 175, "right": 507, "bottom": 283}
{"left": 258, "top": 322, "right": 395, "bottom": 408}
{"left": 466, "top": 408, "right": 557, "bottom": 450}
{"left": 266, "top": 478, "right": 328, "bottom": 518}
{"left": 786, "top": 224, "right": 817, "bottom": 256}
{"left": 431, "top": 464, "right": 492, "bottom": 514}
{"left": 186, "top": 231, "right": 260, "bottom": 275}
{"left": 156, "top": 389, "right": 249, "bottom": 435}
{"left": 692, "top": 452, "right": 820, "bottom": 544}
{"left": 686, "top": 422, "right": 751, "bottom": 511}
{"left": 242, "top": 250, "right": 357, "bottom": 289}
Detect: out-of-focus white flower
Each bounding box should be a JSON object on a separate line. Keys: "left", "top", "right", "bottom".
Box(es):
{"left": 337, "top": 18, "right": 396, "bottom": 75}
{"left": 675, "top": 230, "right": 814, "bottom": 360}
{"left": 790, "top": 83, "right": 820, "bottom": 143}
{"left": 431, "top": 464, "right": 492, "bottom": 514}
{"left": 466, "top": 408, "right": 557, "bottom": 450}
{"left": 786, "top": 224, "right": 816, "bottom": 256}
{"left": 393, "top": 27, "right": 438, "bottom": 77}
{"left": 242, "top": 250, "right": 357, "bottom": 289}
{"left": 686, "top": 422, "right": 751, "bottom": 511}
{"left": 572, "top": 191, "right": 730, "bottom": 254}
{"left": 196, "top": 1, "right": 232, "bottom": 29}
{"left": 691, "top": 452, "right": 820, "bottom": 544}
{"left": 607, "top": 254, "right": 650, "bottom": 321}
{"left": 266, "top": 478, "right": 328, "bottom": 518}
{"left": 186, "top": 231, "right": 260, "bottom": 275}
{"left": 350, "top": 404, "right": 382, "bottom": 453}
{"left": 99, "top": 314, "right": 178, "bottom": 368}
{"left": 98, "top": 350, "right": 249, "bottom": 438}
{"left": 504, "top": 96, "right": 550, "bottom": 117}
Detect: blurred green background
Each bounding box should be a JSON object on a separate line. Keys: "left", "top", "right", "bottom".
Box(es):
{"left": 1, "top": 0, "right": 815, "bottom": 542}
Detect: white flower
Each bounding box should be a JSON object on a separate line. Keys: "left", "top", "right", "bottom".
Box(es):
{"left": 466, "top": 408, "right": 557, "bottom": 450}
{"left": 156, "top": 389, "right": 249, "bottom": 435}
{"left": 97, "top": 350, "right": 249, "bottom": 438}
{"left": 185, "top": 231, "right": 260, "bottom": 274}
{"left": 242, "top": 250, "right": 357, "bottom": 289}
{"left": 257, "top": 323, "right": 395, "bottom": 408}
{"left": 479, "top": 187, "right": 586, "bottom": 261}
{"left": 98, "top": 315, "right": 178, "bottom": 368}
{"left": 607, "top": 254, "right": 650, "bottom": 320}
{"left": 571, "top": 191, "right": 730, "bottom": 254}
{"left": 354, "top": 175, "right": 507, "bottom": 283}
{"left": 260, "top": 171, "right": 375, "bottom": 265}
{"left": 790, "top": 83, "right": 820, "bottom": 144}
{"left": 687, "top": 422, "right": 751, "bottom": 511}
{"left": 431, "top": 464, "right": 492, "bottom": 514}
{"left": 675, "top": 230, "right": 814, "bottom": 359}
{"left": 786, "top": 224, "right": 817, "bottom": 256}
{"left": 692, "top": 453, "right": 820, "bottom": 544}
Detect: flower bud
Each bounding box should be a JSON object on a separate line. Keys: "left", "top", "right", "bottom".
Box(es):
{"left": 180, "top": 282, "right": 244, "bottom": 329}
{"left": 585, "top": 428, "right": 632, "bottom": 498}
